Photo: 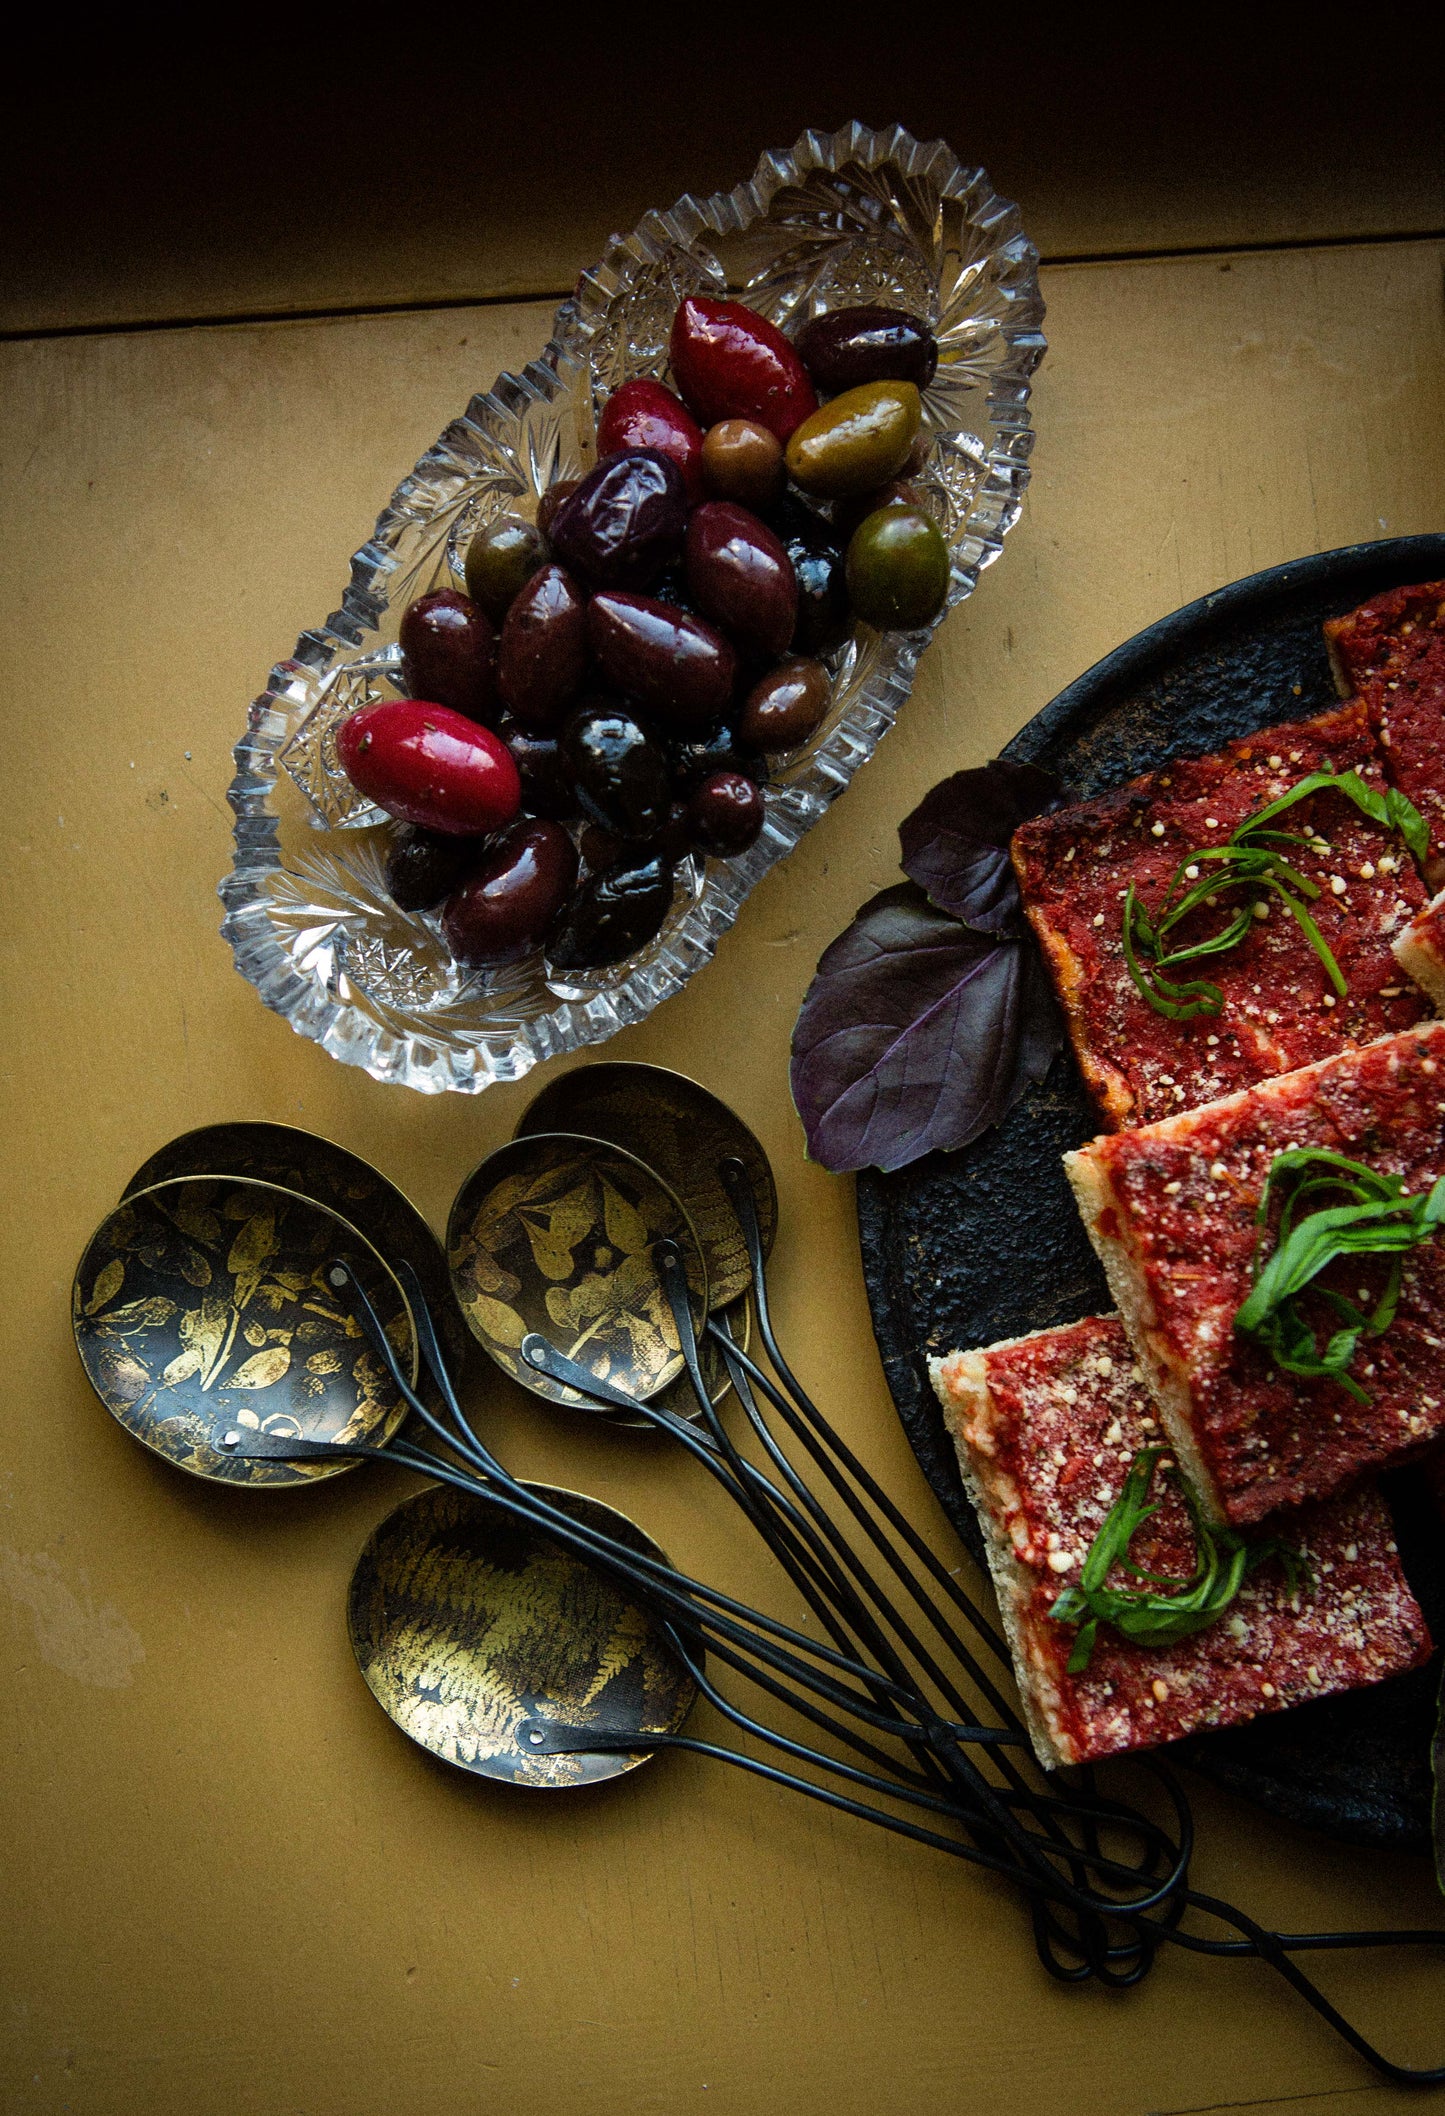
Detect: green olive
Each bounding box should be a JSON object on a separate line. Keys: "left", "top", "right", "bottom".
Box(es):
{"left": 464, "top": 515, "right": 548, "bottom": 621}
{"left": 844, "top": 504, "right": 950, "bottom": 630}
{"left": 783, "top": 381, "right": 921, "bottom": 499}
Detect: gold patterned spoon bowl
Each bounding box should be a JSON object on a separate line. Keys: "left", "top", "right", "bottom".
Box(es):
{"left": 446, "top": 1132, "right": 710, "bottom": 1423}
{"left": 72, "top": 1176, "right": 418, "bottom": 1488}
{"left": 347, "top": 1479, "right": 697, "bottom": 1789}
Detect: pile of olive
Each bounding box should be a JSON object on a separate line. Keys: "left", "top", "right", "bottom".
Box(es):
{"left": 336, "top": 296, "right": 947, "bottom": 973}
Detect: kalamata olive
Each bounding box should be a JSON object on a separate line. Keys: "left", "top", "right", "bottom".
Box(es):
{"left": 669, "top": 296, "right": 817, "bottom": 442}
{"left": 559, "top": 702, "right": 673, "bottom": 840}
{"left": 738, "top": 657, "right": 830, "bottom": 751}
{"left": 464, "top": 515, "right": 548, "bottom": 621}
{"left": 845, "top": 504, "right": 951, "bottom": 629}
{"left": 771, "top": 499, "right": 851, "bottom": 656}
{"left": 665, "top": 723, "right": 765, "bottom": 796}
{"left": 536, "top": 479, "right": 580, "bottom": 537}
{"left": 795, "top": 305, "right": 938, "bottom": 393}
{"left": 383, "top": 823, "right": 484, "bottom": 912}
{"left": 399, "top": 590, "right": 497, "bottom": 723}
{"left": 336, "top": 700, "right": 522, "bottom": 835}
{"left": 496, "top": 716, "right": 580, "bottom": 821}
{"left": 587, "top": 591, "right": 737, "bottom": 733}
{"left": 440, "top": 820, "right": 579, "bottom": 969}
{"left": 597, "top": 379, "right": 705, "bottom": 503}
{"left": 547, "top": 449, "right": 687, "bottom": 590}
{"left": 700, "top": 418, "right": 785, "bottom": 508}
{"left": 496, "top": 562, "right": 589, "bottom": 730}
{"left": 548, "top": 855, "right": 676, "bottom": 972}
{"left": 785, "top": 382, "right": 922, "bottom": 499}
{"left": 686, "top": 771, "right": 765, "bottom": 858}
{"left": 684, "top": 502, "right": 797, "bottom": 660}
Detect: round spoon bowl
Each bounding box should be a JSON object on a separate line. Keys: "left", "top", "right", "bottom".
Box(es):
{"left": 447, "top": 1132, "right": 709, "bottom": 1414}
{"left": 122, "top": 1119, "right": 468, "bottom": 1372}
{"left": 73, "top": 1176, "right": 418, "bottom": 1488}
{"left": 515, "top": 1063, "right": 777, "bottom": 1310}
{"left": 347, "top": 1480, "right": 697, "bottom": 1788}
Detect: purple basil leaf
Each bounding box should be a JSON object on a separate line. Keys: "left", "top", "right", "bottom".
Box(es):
{"left": 789, "top": 883, "right": 1062, "bottom": 1175}
{"left": 898, "top": 759, "right": 1061, "bottom": 932}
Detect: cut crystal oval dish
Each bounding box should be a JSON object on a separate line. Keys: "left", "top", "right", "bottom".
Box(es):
{"left": 221, "top": 122, "right": 1046, "bottom": 1093}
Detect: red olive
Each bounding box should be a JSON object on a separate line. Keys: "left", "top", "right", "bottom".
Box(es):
{"left": 669, "top": 297, "right": 818, "bottom": 443}
{"left": 597, "top": 379, "right": 706, "bottom": 504}
{"left": 336, "top": 700, "right": 521, "bottom": 836}
{"left": 684, "top": 501, "right": 797, "bottom": 660}
{"left": 496, "top": 563, "right": 589, "bottom": 730}
{"left": 399, "top": 590, "right": 497, "bottom": 723}
{"left": 547, "top": 449, "right": 687, "bottom": 590}
{"left": 587, "top": 591, "right": 737, "bottom": 733}
{"left": 686, "top": 770, "right": 766, "bottom": 857}
{"left": 441, "top": 820, "right": 579, "bottom": 968}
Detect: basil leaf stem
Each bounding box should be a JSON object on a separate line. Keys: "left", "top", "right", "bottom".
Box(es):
{"left": 1048, "top": 1447, "right": 1305, "bottom": 1673}
{"left": 1233, "top": 1149, "right": 1445, "bottom": 1397}
{"left": 1122, "top": 770, "right": 1426, "bottom": 1018}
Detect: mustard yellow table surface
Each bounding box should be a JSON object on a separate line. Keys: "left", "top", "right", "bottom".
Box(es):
{"left": 3, "top": 49, "right": 1444, "bottom": 2116}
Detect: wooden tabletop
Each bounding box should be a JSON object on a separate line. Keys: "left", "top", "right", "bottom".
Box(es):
{"left": 4, "top": 46, "right": 1444, "bottom": 2116}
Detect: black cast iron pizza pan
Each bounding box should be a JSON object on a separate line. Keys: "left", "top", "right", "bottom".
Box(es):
{"left": 857, "top": 533, "right": 1445, "bottom": 1848}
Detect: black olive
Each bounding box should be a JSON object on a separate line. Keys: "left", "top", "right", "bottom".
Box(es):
{"left": 548, "top": 856, "right": 676, "bottom": 971}
{"left": 558, "top": 702, "right": 672, "bottom": 840}
{"left": 383, "top": 824, "right": 483, "bottom": 912}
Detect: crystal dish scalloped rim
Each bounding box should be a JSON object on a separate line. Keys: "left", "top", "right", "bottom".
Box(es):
{"left": 220, "top": 122, "right": 1046, "bottom": 1094}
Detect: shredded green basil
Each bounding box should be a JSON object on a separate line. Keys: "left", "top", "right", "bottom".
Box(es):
{"left": 1048, "top": 1447, "right": 1305, "bottom": 1673}
{"left": 1122, "top": 769, "right": 1426, "bottom": 1020}
{"left": 1233, "top": 1148, "right": 1445, "bottom": 1399}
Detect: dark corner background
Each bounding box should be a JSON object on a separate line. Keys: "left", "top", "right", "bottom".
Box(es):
{"left": 5, "top": 19, "right": 1443, "bottom": 337}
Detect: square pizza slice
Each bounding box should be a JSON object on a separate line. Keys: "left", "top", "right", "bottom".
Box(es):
{"left": 930, "top": 1316, "right": 1429, "bottom": 1769}
{"left": 1393, "top": 886, "right": 1445, "bottom": 1013}
{"left": 1325, "top": 580, "right": 1445, "bottom": 883}
{"left": 1010, "top": 700, "right": 1430, "bottom": 1130}
{"left": 1066, "top": 1022, "right": 1445, "bottom": 1527}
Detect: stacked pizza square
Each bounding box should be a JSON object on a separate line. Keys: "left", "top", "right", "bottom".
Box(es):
{"left": 932, "top": 583, "right": 1445, "bottom": 1767}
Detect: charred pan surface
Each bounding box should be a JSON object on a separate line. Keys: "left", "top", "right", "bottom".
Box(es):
{"left": 1012, "top": 702, "right": 1429, "bottom": 1130}
{"left": 931, "top": 1317, "right": 1430, "bottom": 1769}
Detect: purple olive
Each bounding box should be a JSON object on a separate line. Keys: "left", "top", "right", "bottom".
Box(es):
{"left": 399, "top": 590, "right": 497, "bottom": 723}
{"left": 547, "top": 448, "right": 687, "bottom": 590}
{"left": 496, "top": 563, "right": 589, "bottom": 731}
{"left": 559, "top": 702, "right": 673, "bottom": 840}
{"left": 684, "top": 501, "right": 797, "bottom": 660}
{"left": 383, "top": 824, "right": 484, "bottom": 912}
{"left": 795, "top": 305, "right": 938, "bottom": 394}
{"left": 548, "top": 855, "right": 676, "bottom": 972}
{"left": 495, "top": 716, "right": 580, "bottom": 821}
{"left": 686, "top": 771, "right": 766, "bottom": 857}
{"left": 440, "top": 820, "right": 579, "bottom": 968}
{"left": 587, "top": 591, "right": 737, "bottom": 734}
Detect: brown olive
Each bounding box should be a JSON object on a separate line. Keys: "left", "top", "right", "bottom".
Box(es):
{"left": 686, "top": 771, "right": 765, "bottom": 858}
{"left": 383, "top": 824, "right": 483, "bottom": 912}
{"left": 700, "top": 418, "right": 785, "bottom": 508}
{"left": 464, "top": 515, "right": 548, "bottom": 621}
{"left": 738, "top": 657, "right": 830, "bottom": 752}
{"left": 399, "top": 590, "right": 497, "bottom": 722}
{"left": 496, "top": 563, "right": 590, "bottom": 730}
{"left": 440, "top": 820, "right": 579, "bottom": 968}
{"left": 548, "top": 855, "right": 676, "bottom": 972}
